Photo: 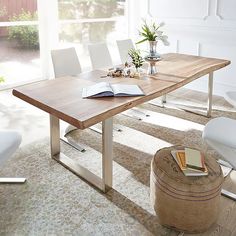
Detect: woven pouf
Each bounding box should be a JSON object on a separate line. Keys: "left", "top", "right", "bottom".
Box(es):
{"left": 150, "top": 146, "right": 224, "bottom": 233}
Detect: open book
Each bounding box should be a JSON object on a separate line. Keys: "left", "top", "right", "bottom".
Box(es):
{"left": 82, "top": 82, "right": 144, "bottom": 98}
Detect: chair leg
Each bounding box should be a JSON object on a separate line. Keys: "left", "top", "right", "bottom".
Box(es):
{"left": 61, "top": 121, "right": 122, "bottom": 153}
{"left": 218, "top": 161, "right": 236, "bottom": 201}
{"left": 61, "top": 124, "right": 87, "bottom": 152}
{"left": 60, "top": 136, "right": 86, "bottom": 152}
{"left": 0, "top": 177, "right": 26, "bottom": 184}
{"left": 89, "top": 125, "right": 102, "bottom": 134}
{"left": 122, "top": 108, "right": 150, "bottom": 121}
{"left": 161, "top": 94, "right": 167, "bottom": 104}
{"left": 221, "top": 189, "right": 236, "bottom": 201}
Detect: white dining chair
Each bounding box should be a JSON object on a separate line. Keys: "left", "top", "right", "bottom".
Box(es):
{"left": 88, "top": 42, "right": 113, "bottom": 70}
{"left": 203, "top": 117, "right": 236, "bottom": 168}
{"left": 51, "top": 47, "right": 105, "bottom": 152}
{"left": 0, "top": 130, "right": 26, "bottom": 183}
{"left": 88, "top": 42, "right": 149, "bottom": 120}
{"left": 116, "top": 39, "right": 167, "bottom": 106}
{"left": 116, "top": 39, "right": 135, "bottom": 64}
{"left": 203, "top": 92, "right": 236, "bottom": 200}
{"left": 51, "top": 47, "right": 82, "bottom": 77}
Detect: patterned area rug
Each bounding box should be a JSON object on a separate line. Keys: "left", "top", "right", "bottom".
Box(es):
{"left": 0, "top": 103, "right": 236, "bottom": 236}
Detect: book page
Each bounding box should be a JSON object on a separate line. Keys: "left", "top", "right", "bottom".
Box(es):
{"left": 111, "top": 84, "right": 144, "bottom": 96}
{"left": 82, "top": 82, "right": 113, "bottom": 98}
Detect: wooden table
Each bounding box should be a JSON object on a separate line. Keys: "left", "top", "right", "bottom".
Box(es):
{"left": 13, "top": 53, "right": 230, "bottom": 192}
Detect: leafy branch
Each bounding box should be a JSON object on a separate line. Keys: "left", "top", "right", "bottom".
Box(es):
{"left": 0, "top": 5, "right": 7, "bottom": 18}
{"left": 128, "top": 49, "right": 144, "bottom": 69}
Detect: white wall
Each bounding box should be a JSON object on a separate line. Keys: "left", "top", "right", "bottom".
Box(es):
{"left": 136, "top": 0, "right": 236, "bottom": 96}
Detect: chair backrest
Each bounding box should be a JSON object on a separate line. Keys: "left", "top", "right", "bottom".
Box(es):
{"left": 51, "top": 47, "right": 82, "bottom": 78}
{"left": 88, "top": 43, "right": 113, "bottom": 70}
{"left": 116, "top": 39, "right": 135, "bottom": 64}
{"left": 0, "top": 130, "right": 22, "bottom": 165}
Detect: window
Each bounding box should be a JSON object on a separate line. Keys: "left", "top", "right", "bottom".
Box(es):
{"left": 0, "top": 0, "right": 128, "bottom": 87}
{"left": 0, "top": 0, "right": 41, "bottom": 87}
{"left": 57, "top": 0, "right": 128, "bottom": 69}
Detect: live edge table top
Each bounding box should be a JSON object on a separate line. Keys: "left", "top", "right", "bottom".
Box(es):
{"left": 13, "top": 53, "right": 230, "bottom": 129}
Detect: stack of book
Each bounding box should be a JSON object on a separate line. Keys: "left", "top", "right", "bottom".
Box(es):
{"left": 171, "top": 148, "right": 208, "bottom": 176}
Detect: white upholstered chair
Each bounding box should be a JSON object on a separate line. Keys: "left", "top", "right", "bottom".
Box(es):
{"left": 51, "top": 47, "right": 82, "bottom": 78}
{"left": 88, "top": 42, "right": 113, "bottom": 70}
{"left": 51, "top": 47, "right": 91, "bottom": 152}
{"left": 116, "top": 39, "right": 167, "bottom": 105}
{"left": 0, "top": 130, "right": 26, "bottom": 183}
{"left": 116, "top": 39, "right": 134, "bottom": 64}
{"left": 88, "top": 42, "right": 149, "bottom": 120}
{"left": 203, "top": 117, "right": 236, "bottom": 168}
{"left": 203, "top": 93, "right": 236, "bottom": 200}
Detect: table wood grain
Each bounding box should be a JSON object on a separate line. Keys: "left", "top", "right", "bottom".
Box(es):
{"left": 13, "top": 53, "right": 230, "bottom": 129}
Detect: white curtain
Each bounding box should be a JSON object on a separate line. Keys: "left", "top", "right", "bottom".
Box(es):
{"left": 37, "top": 0, "right": 59, "bottom": 80}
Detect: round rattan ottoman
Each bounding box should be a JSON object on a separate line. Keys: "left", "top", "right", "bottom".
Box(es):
{"left": 150, "top": 146, "right": 223, "bottom": 233}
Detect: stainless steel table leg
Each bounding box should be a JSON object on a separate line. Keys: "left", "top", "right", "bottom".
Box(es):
{"left": 207, "top": 72, "right": 214, "bottom": 117}
{"left": 150, "top": 72, "right": 214, "bottom": 117}
{"left": 50, "top": 114, "right": 113, "bottom": 193}
{"left": 102, "top": 117, "right": 113, "bottom": 192}
{"left": 50, "top": 115, "right": 60, "bottom": 156}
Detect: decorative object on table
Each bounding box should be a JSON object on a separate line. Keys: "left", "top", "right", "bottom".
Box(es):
{"left": 127, "top": 48, "right": 145, "bottom": 77}
{"left": 106, "top": 50, "right": 144, "bottom": 79}
{"left": 107, "top": 67, "right": 125, "bottom": 77}
{"left": 150, "top": 146, "right": 223, "bottom": 233}
{"left": 137, "top": 19, "right": 169, "bottom": 74}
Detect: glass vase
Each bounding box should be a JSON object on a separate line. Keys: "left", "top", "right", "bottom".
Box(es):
{"left": 149, "top": 41, "right": 157, "bottom": 57}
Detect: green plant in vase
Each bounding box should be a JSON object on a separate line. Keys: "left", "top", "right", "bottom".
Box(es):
{"left": 137, "top": 19, "right": 169, "bottom": 57}
{"left": 128, "top": 48, "right": 144, "bottom": 75}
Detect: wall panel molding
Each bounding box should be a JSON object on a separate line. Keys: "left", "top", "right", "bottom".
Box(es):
{"left": 215, "top": 0, "right": 223, "bottom": 20}
{"left": 216, "top": 0, "right": 236, "bottom": 21}
{"left": 145, "top": 0, "right": 236, "bottom": 95}
{"left": 148, "top": 0, "right": 210, "bottom": 20}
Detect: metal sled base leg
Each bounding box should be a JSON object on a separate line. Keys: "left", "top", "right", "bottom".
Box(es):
{"left": 0, "top": 177, "right": 26, "bottom": 183}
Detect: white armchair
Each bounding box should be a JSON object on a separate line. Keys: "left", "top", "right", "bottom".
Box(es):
{"left": 203, "top": 117, "right": 236, "bottom": 168}
{"left": 203, "top": 91, "right": 236, "bottom": 200}
{"left": 51, "top": 47, "right": 87, "bottom": 152}
{"left": 0, "top": 130, "right": 26, "bottom": 183}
